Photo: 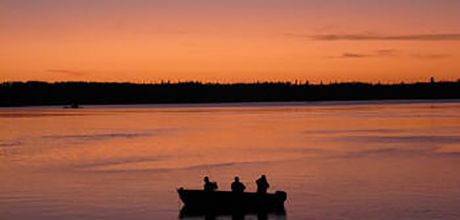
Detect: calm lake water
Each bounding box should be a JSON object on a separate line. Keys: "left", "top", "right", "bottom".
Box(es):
{"left": 1, "top": 101, "right": 460, "bottom": 220}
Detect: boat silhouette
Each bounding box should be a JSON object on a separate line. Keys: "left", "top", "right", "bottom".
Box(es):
{"left": 177, "top": 188, "right": 287, "bottom": 217}
{"left": 63, "top": 103, "right": 81, "bottom": 109}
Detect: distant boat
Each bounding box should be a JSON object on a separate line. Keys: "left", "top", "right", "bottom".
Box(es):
{"left": 177, "top": 188, "right": 287, "bottom": 215}
{"left": 63, "top": 103, "right": 81, "bottom": 109}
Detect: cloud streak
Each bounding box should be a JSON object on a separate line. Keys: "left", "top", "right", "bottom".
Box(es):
{"left": 330, "top": 50, "right": 453, "bottom": 59}
{"left": 0, "top": 140, "right": 22, "bottom": 148}
{"left": 310, "top": 33, "right": 460, "bottom": 41}
{"left": 330, "top": 49, "right": 398, "bottom": 59}
{"left": 340, "top": 53, "right": 372, "bottom": 58}
{"left": 337, "top": 135, "right": 460, "bottom": 144}
{"left": 304, "top": 128, "right": 404, "bottom": 134}
{"left": 42, "top": 131, "right": 157, "bottom": 142}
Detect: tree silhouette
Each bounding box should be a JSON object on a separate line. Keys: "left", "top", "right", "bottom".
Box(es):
{"left": 0, "top": 80, "right": 459, "bottom": 107}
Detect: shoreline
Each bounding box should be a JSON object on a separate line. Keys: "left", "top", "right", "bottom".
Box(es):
{"left": 2, "top": 81, "right": 460, "bottom": 107}
{"left": 1, "top": 99, "right": 460, "bottom": 109}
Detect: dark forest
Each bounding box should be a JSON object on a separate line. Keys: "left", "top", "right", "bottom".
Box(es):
{"left": 1, "top": 80, "right": 459, "bottom": 107}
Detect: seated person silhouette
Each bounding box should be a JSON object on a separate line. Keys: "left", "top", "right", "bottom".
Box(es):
{"left": 231, "top": 176, "right": 246, "bottom": 193}
{"left": 203, "top": 176, "right": 218, "bottom": 192}
{"left": 256, "top": 175, "right": 270, "bottom": 193}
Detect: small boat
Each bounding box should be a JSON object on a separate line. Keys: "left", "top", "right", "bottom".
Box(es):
{"left": 63, "top": 103, "right": 81, "bottom": 109}
{"left": 177, "top": 188, "right": 287, "bottom": 215}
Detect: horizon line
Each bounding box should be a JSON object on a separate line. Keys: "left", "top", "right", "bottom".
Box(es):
{"left": 2, "top": 79, "right": 460, "bottom": 86}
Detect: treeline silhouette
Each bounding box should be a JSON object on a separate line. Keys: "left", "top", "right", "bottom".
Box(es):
{"left": 1, "top": 80, "right": 460, "bottom": 107}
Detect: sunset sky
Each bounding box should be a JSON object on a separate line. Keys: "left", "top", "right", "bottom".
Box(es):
{"left": 1, "top": 0, "right": 459, "bottom": 83}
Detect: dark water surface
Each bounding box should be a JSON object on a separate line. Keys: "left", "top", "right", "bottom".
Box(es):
{"left": 1, "top": 101, "right": 460, "bottom": 219}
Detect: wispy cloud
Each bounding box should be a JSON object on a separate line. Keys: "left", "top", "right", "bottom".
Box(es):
{"left": 308, "top": 33, "right": 460, "bottom": 41}
{"left": 46, "top": 69, "right": 88, "bottom": 77}
{"left": 337, "top": 135, "right": 460, "bottom": 144}
{"left": 0, "top": 140, "right": 22, "bottom": 148}
{"left": 304, "top": 128, "right": 404, "bottom": 134}
{"left": 42, "top": 131, "right": 158, "bottom": 142}
{"left": 375, "top": 49, "right": 398, "bottom": 56}
{"left": 330, "top": 49, "right": 398, "bottom": 59}
{"left": 339, "top": 53, "right": 372, "bottom": 58}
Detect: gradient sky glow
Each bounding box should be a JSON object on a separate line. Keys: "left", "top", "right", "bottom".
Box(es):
{"left": 1, "top": 0, "right": 460, "bottom": 82}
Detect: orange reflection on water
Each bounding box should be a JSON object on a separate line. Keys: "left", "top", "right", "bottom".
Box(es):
{"left": 1, "top": 102, "right": 460, "bottom": 219}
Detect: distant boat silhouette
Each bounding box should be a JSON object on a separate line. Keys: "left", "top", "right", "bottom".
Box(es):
{"left": 63, "top": 103, "right": 81, "bottom": 109}
{"left": 177, "top": 188, "right": 287, "bottom": 216}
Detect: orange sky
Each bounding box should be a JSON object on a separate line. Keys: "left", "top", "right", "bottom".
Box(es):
{"left": 1, "top": 0, "right": 459, "bottom": 83}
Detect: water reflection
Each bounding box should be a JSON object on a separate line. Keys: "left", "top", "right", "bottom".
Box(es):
{"left": 179, "top": 207, "right": 286, "bottom": 220}
{"left": 1, "top": 102, "right": 460, "bottom": 219}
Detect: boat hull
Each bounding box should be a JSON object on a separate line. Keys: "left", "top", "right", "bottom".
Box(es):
{"left": 177, "top": 188, "right": 287, "bottom": 214}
